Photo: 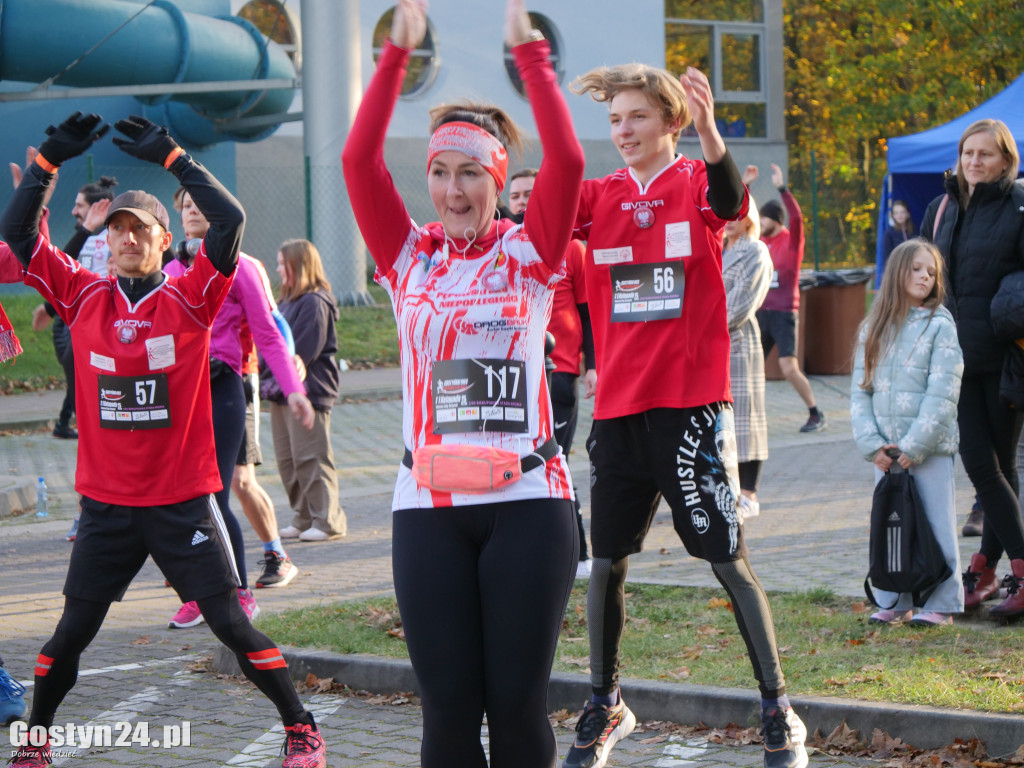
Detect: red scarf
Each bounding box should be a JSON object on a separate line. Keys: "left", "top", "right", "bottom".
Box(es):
{"left": 0, "top": 299, "right": 22, "bottom": 363}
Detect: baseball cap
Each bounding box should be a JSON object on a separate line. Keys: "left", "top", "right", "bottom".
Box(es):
{"left": 760, "top": 200, "right": 785, "bottom": 225}
{"left": 104, "top": 190, "right": 170, "bottom": 231}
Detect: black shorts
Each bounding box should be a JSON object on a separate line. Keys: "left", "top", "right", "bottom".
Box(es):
{"left": 66, "top": 495, "right": 240, "bottom": 603}
{"left": 587, "top": 403, "right": 747, "bottom": 563}
{"left": 235, "top": 372, "right": 263, "bottom": 466}
{"left": 757, "top": 309, "right": 798, "bottom": 358}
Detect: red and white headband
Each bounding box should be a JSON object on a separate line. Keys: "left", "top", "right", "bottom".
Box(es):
{"left": 427, "top": 121, "right": 509, "bottom": 192}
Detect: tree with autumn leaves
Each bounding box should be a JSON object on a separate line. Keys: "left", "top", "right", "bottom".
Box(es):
{"left": 783, "top": 0, "right": 1024, "bottom": 264}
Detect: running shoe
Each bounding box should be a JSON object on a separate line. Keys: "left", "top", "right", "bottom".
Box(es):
{"left": 563, "top": 698, "right": 636, "bottom": 768}
{"left": 281, "top": 716, "right": 326, "bottom": 768}
{"left": 761, "top": 706, "right": 808, "bottom": 768}
{"left": 65, "top": 517, "right": 79, "bottom": 542}
{"left": 168, "top": 601, "right": 205, "bottom": 629}
{"left": 7, "top": 743, "right": 50, "bottom": 767}
{"left": 279, "top": 526, "right": 304, "bottom": 539}
{"left": 576, "top": 558, "right": 593, "bottom": 580}
{"left": 909, "top": 611, "right": 952, "bottom": 627}
{"left": 256, "top": 551, "right": 299, "bottom": 589}
{"left": 798, "top": 411, "right": 826, "bottom": 433}
{"left": 962, "top": 504, "right": 984, "bottom": 537}
{"left": 239, "top": 589, "right": 261, "bottom": 622}
{"left": 52, "top": 422, "right": 78, "bottom": 439}
{"left": 739, "top": 496, "right": 760, "bottom": 519}
{"left": 0, "top": 667, "right": 26, "bottom": 725}
{"left": 298, "top": 528, "right": 343, "bottom": 542}
{"left": 868, "top": 609, "right": 912, "bottom": 625}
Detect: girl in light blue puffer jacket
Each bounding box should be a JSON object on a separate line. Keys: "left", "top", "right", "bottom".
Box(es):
{"left": 851, "top": 239, "right": 964, "bottom": 626}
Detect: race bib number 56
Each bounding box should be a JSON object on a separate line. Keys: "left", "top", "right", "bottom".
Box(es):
{"left": 610, "top": 262, "right": 684, "bottom": 323}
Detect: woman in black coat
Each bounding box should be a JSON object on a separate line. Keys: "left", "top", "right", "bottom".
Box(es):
{"left": 922, "top": 118, "right": 1024, "bottom": 618}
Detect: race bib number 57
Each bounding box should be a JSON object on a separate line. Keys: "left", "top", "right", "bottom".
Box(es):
{"left": 98, "top": 373, "right": 171, "bottom": 429}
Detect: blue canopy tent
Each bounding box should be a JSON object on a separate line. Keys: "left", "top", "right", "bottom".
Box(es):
{"left": 875, "top": 72, "right": 1024, "bottom": 286}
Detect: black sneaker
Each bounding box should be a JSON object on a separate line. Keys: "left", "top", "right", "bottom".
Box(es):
{"left": 256, "top": 551, "right": 299, "bottom": 588}
{"left": 962, "top": 505, "right": 984, "bottom": 537}
{"left": 762, "top": 707, "right": 808, "bottom": 768}
{"left": 798, "top": 411, "right": 826, "bottom": 433}
{"left": 52, "top": 422, "right": 78, "bottom": 439}
{"left": 563, "top": 699, "right": 636, "bottom": 768}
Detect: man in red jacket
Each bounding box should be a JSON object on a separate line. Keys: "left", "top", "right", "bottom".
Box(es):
{"left": 748, "top": 164, "right": 825, "bottom": 432}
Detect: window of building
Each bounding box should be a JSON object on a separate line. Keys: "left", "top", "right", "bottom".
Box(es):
{"left": 665, "top": 0, "right": 766, "bottom": 137}
{"left": 238, "top": 0, "right": 301, "bottom": 70}
{"left": 372, "top": 8, "right": 439, "bottom": 97}
{"left": 503, "top": 13, "right": 563, "bottom": 99}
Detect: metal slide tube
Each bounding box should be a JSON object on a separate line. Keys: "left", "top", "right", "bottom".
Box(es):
{"left": 0, "top": 0, "right": 295, "bottom": 142}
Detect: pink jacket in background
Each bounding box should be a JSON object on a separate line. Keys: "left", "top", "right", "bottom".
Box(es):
{"left": 165, "top": 252, "right": 304, "bottom": 397}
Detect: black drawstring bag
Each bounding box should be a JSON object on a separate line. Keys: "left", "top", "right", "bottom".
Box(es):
{"left": 864, "top": 462, "right": 952, "bottom": 609}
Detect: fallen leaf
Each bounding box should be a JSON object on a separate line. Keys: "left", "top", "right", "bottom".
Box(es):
{"left": 131, "top": 635, "right": 151, "bottom": 645}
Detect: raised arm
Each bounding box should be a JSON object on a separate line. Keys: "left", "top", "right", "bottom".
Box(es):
{"left": 112, "top": 115, "right": 243, "bottom": 277}
{"left": 1, "top": 113, "right": 108, "bottom": 267}
{"left": 341, "top": 0, "right": 422, "bottom": 271}
{"left": 510, "top": 1, "right": 584, "bottom": 270}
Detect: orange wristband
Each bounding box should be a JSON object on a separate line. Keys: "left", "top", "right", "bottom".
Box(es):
{"left": 163, "top": 147, "right": 185, "bottom": 169}
{"left": 34, "top": 155, "right": 58, "bottom": 174}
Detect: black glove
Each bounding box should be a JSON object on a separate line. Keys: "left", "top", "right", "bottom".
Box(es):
{"left": 112, "top": 115, "right": 182, "bottom": 167}
{"left": 37, "top": 112, "right": 109, "bottom": 169}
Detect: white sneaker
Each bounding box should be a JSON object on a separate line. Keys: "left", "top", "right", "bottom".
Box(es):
{"left": 576, "top": 559, "right": 593, "bottom": 579}
{"left": 739, "top": 496, "right": 760, "bottom": 519}
{"left": 279, "top": 526, "right": 304, "bottom": 539}
{"left": 298, "top": 527, "right": 343, "bottom": 541}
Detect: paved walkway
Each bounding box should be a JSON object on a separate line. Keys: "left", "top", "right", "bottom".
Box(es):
{"left": 0, "top": 369, "right": 1009, "bottom": 764}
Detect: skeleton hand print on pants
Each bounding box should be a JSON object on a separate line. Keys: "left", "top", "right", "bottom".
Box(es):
{"left": 701, "top": 473, "right": 740, "bottom": 554}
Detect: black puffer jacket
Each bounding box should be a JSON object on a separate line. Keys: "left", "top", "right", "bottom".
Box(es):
{"left": 921, "top": 174, "right": 1024, "bottom": 374}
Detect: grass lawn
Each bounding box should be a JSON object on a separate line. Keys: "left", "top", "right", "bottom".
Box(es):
{"left": 0, "top": 285, "right": 401, "bottom": 391}
{"left": 257, "top": 583, "right": 1024, "bottom": 714}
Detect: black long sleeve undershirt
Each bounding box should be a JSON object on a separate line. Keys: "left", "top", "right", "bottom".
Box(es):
{"left": 577, "top": 303, "right": 596, "bottom": 371}
{"left": 705, "top": 149, "right": 745, "bottom": 221}
{"left": 0, "top": 154, "right": 244, "bottom": 279}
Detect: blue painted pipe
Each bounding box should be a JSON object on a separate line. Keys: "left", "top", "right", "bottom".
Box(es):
{"left": 0, "top": 0, "right": 296, "bottom": 144}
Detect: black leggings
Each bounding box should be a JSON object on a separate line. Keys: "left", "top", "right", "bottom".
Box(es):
{"left": 52, "top": 318, "right": 75, "bottom": 425}
{"left": 28, "top": 592, "right": 305, "bottom": 730}
{"left": 211, "top": 368, "right": 248, "bottom": 589}
{"left": 958, "top": 373, "right": 1024, "bottom": 564}
{"left": 587, "top": 555, "right": 785, "bottom": 699}
{"left": 738, "top": 460, "right": 762, "bottom": 494}
{"left": 551, "top": 371, "right": 589, "bottom": 560}
{"left": 392, "top": 499, "right": 578, "bottom": 768}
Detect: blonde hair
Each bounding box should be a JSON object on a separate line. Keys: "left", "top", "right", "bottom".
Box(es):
{"left": 723, "top": 196, "right": 761, "bottom": 248}
{"left": 570, "top": 64, "right": 690, "bottom": 142}
{"left": 955, "top": 119, "right": 1019, "bottom": 204}
{"left": 278, "top": 238, "right": 331, "bottom": 302}
{"left": 859, "top": 239, "right": 945, "bottom": 388}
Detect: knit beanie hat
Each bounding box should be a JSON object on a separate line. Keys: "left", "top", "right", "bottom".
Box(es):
{"left": 760, "top": 200, "right": 785, "bottom": 225}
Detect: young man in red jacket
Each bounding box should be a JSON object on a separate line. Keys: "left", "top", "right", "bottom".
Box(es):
{"left": 747, "top": 164, "right": 825, "bottom": 432}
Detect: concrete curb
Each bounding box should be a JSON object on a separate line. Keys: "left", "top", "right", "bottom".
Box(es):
{"left": 213, "top": 646, "right": 1024, "bottom": 757}
{"left": 0, "top": 477, "right": 34, "bottom": 519}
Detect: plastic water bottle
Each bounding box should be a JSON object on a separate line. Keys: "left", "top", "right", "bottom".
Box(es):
{"left": 35, "top": 477, "right": 48, "bottom": 518}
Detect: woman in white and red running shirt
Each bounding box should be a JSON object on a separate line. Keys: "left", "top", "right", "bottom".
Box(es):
{"left": 342, "top": 1, "right": 583, "bottom": 765}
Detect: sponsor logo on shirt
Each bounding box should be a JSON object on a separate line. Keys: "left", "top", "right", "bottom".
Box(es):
{"left": 453, "top": 318, "right": 528, "bottom": 334}
{"left": 437, "top": 379, "right": 473, "bottom": 396}
{"left": 621, "top": 200, "right": 665, "bottom": 210}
